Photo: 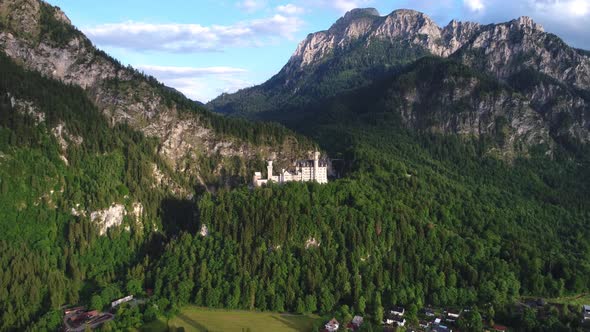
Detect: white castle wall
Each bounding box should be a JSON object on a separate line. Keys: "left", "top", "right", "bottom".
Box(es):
{"left": 253, "top": 152, "right": 328, "bottom": 187}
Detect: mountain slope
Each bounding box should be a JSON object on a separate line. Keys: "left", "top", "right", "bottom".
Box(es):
{"left": 0, "top": 48, "right": 175, "bottom": 330}
{"left": 264, "top": 57, "right": 552, "bottom": 159}
{"left": 0, "top": 1, "right": 317, "bottom": 330}
{"left": 0, "top": 0, "right": 316, "bottom": 189}
{"left": 208, "top": 8, "right": 590, "bottom": 149}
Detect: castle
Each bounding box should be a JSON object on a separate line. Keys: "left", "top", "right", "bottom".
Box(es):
{"left": 253, "top": 152, "right": 328, "bottom": 187}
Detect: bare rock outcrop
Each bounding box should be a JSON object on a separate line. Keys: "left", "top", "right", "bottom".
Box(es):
{"left": 90, "top": 204, "right": 126, "bottom": 235}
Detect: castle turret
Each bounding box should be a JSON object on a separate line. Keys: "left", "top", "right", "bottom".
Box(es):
{"left": 313, "top": 151, "right": 319, "bottom": 181}
{"left": 267, "top": 160, "right": 273, "bottom": 181}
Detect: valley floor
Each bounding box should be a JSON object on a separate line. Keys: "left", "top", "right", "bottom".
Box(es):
{"left": 139, "top": 306, "right": 322, "bottom": 332}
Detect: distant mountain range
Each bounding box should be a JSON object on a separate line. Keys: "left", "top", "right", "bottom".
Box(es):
{"left": 208, "top": 8, "right": 590, "bottom": 155}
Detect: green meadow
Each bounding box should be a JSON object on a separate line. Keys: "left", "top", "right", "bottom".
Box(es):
{"left": 140, "top": 306, "right": 322, "bottom": 332}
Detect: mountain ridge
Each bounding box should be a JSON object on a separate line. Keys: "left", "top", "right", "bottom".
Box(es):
{"left": 208, "top": 7, "right": 590, "bottom": 152}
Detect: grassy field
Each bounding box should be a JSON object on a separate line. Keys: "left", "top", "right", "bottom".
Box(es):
{"left": 140, "top": 306, "right": 322, "bottom": 332}
{"left": 544, "top": 293, "right": 590, "bottom": 307}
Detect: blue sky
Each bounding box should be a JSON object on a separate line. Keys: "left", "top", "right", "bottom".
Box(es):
{"left": 46, "top": 0, "right": 590, "bottom": 102}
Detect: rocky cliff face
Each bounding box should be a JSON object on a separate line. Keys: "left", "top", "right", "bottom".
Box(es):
{"left": 286, "top": 8, "right": 480, "bottom": 72}
{"left": 290, "top": 8, "right": 381, "bottom": 68}
{"left": 285, "top": 9, "right": 590, "bottom": 88}
{"left": 393, "top": 59, "right": 552, "bottom": 158}
{"left": 0, "top": 0, "right": 311, "bottom": 190}
{"left": 209, "top": 7, "right": 590, "bottom": 150}
{"left": 455, "top": 17, "right": 589, "bottom": 89}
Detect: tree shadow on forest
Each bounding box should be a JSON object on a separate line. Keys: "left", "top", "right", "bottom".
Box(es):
{"left": 176, "top": 312, "right": 210, "bottom": 331}
{"left": 271, "top": 314, "right": 312, "bottom": 331}
{"left": 159, "top": 198, "right": 199, "bottom": 236}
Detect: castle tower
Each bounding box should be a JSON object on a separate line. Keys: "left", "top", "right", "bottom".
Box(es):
{"left": 267, "top": 160, "right": 273, "bottom": 181}
{"left": 313, "top": 151, "right": 319, "bottom": 181}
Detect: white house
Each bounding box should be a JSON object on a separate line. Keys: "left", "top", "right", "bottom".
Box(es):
{"left": 391, "top": 306, "right": 405, "bottom": 316}
{"left": 447, "top": 310, "right": 460, "bottom": 319}
{"left": 385, "top": 315, "right": 406, "bottom": 327}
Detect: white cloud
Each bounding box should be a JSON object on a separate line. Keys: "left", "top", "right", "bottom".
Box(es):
{"left": 277, "top": 4, "right": 305, "bottom": 15}
{"left": 464, "top": 0, "right": 485, "bottom": 12}
{"left": 84, "top": 15, "right": 304, "bottom": 53}
{"left": 137, "top": 65, "right": 247, "bottom": 79}
{"left": 136, "top": 65, "right": 251, "bottom": 102}
{"left": 301, "top": 0, "right": 374, "bottom": 13}
{"left": 458, "top": 0, "right": 590, "bottom": 49}
{"left": 531, "top": 0, "right": 589, "bottom": 18}
{"left": 238, "top": 0, "right": 267, "bottom": 13}
{"left": 331, "top": 0, "right": 373, "bottom": 13}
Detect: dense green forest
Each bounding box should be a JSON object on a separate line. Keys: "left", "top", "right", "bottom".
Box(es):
{"left": 151, "top": 58, "right": 590, "bottom": 330}
{"left": 0, "top": 38, "right": 317, "bottom": 329}
{"left": 150, "top": 126, "right": 590, "bottom": 328}
{"left": 0, "top": 48, "right": 176, "bottom": 330}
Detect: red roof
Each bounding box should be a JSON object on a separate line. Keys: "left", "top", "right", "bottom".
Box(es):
{"left": 493, "top": 324, "right": 508, "bottom": 331}
{"left": 86, "top": 310, "right": 99, "bottom": 318}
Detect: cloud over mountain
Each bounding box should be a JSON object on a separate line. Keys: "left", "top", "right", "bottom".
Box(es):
{"left": 84, "top": 15, "right": 304, "bottom": 53}
{"left": 137, "top": 65, "right": 251, "bottom": 102}
{"left": 460, "top": 0, "right": 590, "bottom": 49}
{"left": 277, "top": 4, "right": 305, "bottom": 15}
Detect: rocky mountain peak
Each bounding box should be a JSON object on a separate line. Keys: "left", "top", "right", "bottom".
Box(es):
{"left": 381, "top": 8, "right": 439, "bottom": 33}
{"left": 341, "top": 8, "right": 380, "bottom": 21}
{"left": 443, "top": 19, "right": 480, "bottom": 32}
{"left": 211, "top": 7, "right": 590, "bottom": 147}
{"left": 374, "top": 9, "right": 441, "bottom": 41}
{"left": 289, "top": 8, "right": 445, "bottom": 69}
{"left": 328, "top": 7, "right": 381, "bottom": 41}
{"left": 514, "top": 16, "right": 544, "bottom": 32}
{"left": 51, "top": 5, "right": 72, "bottom": 25}
{"left": 1, "top": 0, "right": 75, "bottom": 41}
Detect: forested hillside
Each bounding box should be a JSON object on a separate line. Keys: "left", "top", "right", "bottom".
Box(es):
{"left": 0, "top": 47, "right": 304, "bottom": 330}
{"left": 0, "top": 0, "right": 316, "bottom": 188}
{"left": 150, "top": 116, "right": 590, "bottom": 330}
{"left": 0, "top": 49, "right": 174, "bottom": 329}
{"left": 0, "top": 1, "right": 321, "bottom": 328}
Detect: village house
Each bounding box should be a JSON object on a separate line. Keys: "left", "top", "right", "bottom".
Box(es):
{"left": 419, "top": 320, "right": 430, "bottom": 328}
{"left": 390, "top": 306, "right": 405, "bottom": 316}
{"left": 346, "top": 316, "right": 363, "bottom": 330}
{"left": 351, "top": 316, "right": 363, "bottom": 329}
{"left": 253, "top": 152, "right": 328, "bottom": 187}
{"left": 384, "top": 314, "right": 406, "bottom": 327}
{"left": 325, "top": 318, "right": 340, "bottom": 332}
{"left": 492, "top": 324, "right": 508, "bottom": 332}
{"left": 431, "top": 325, "right": 452, "bottom": 332}
{"left": 424, "top": 308, "right": 435, "bottom": 317}
{"left": 446, "top": 309, "right": 460, "bottom": 319}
